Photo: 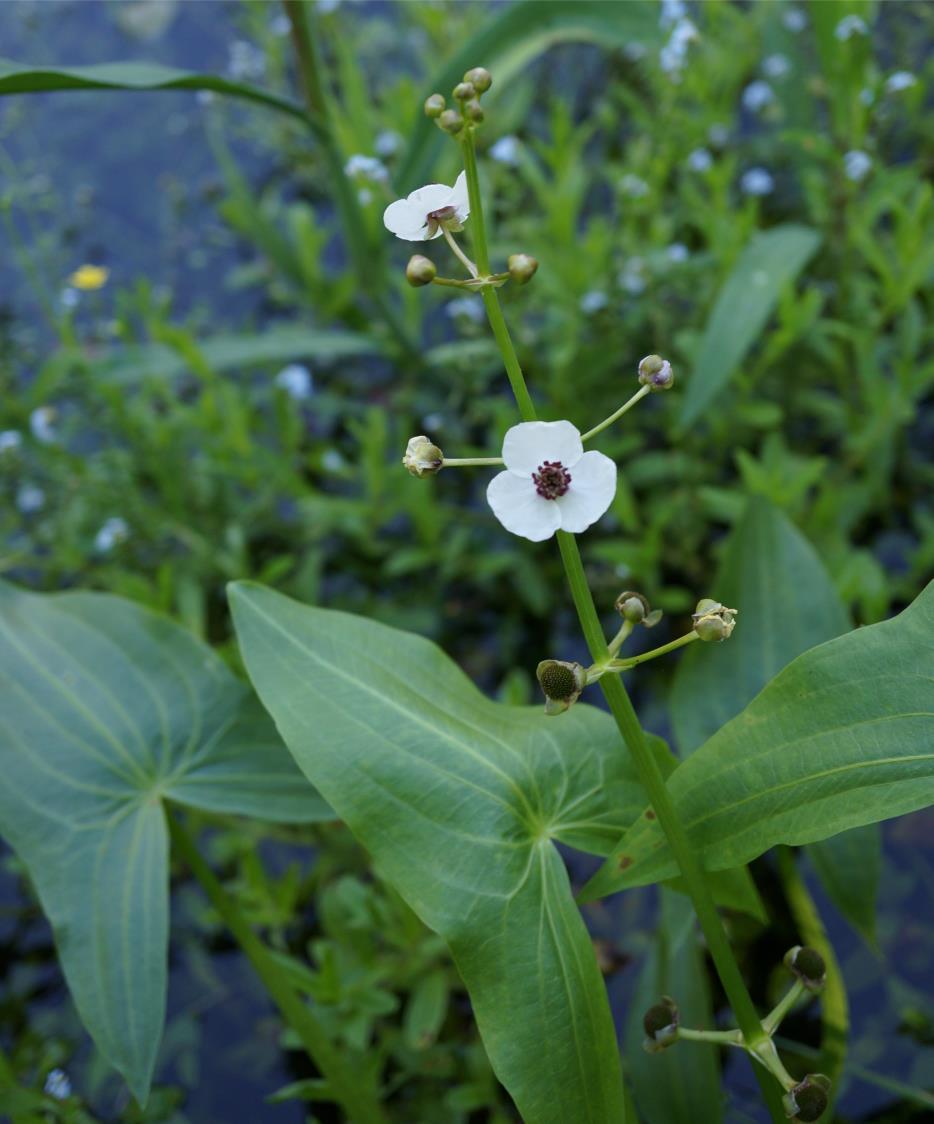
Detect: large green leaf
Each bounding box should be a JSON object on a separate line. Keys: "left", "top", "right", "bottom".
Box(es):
{"left": 0, "top": 584, "right": 330, "bottom": 1104}
{"left": 679, "top": 225, "right": 821, "bottom": 427}
{"left": 581, "top": 580, "right": 934, "bottom": 900}
{"left": 624, "top": 891, "right": 723, "bottom": 1124}
{"left": 0, "top": 59, "right": 306, "bottom": 121}
{"left": 229, "top": 581, "right": 651, "bottom": 1124}
{"left": 92, "top": 324, "right": 383, "bottom": 384}
{"left": 398, "top": 1, "right": 662, "bottom": 189}
{"left": 671, "top": 498, "right": 851, "bottom": 756}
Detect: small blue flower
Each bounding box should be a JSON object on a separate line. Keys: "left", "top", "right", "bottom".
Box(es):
{"left": 490, "top": 135, "right": 521, "bottom": 166}
{"left": 763, "top": 53, "right": 791, "bottom": 79}
{"left": 94, "top": 517, "right": 129, "bottom": 553}
{"left": 687, "top": 147, "right": 713, "bottom": 172}
{"left": 16, "top": 483, "right": 45, "bottom": 514}
{"left": 344, "top": 154, "right": 389, "bottom": 183}
{"left": 374, "top": 130, "right": 402, "bottom": 158}
{"left": 274, "top": 363, "right": 314, "bottom": 400}
{"left": 446, "top": 296, "right": 485, "bottom": 323}
{"left": 580, "top": 290, "right": 609, "bottom": 314}
{"left": 29, "top": 406, "right": 57, "bottom": 444}
{"left": 843, "top": 150, "right": 872, "bottom": 182}
{"left": 740, "top": 167, "right": 775, "bottom": 196}
{"left": 885, "top": 71, "right": 916, "bottom": 94}
{"left": 782, "top": 8, "right": 806, "bottom": 32}
{"left": 44, "top": 1069, "right": 72, "bottom": 1100}
{"left": 742, "top": 80, "right": 774, "bottom": 112}
{"left": 0, "top": 430, "right": 22, "bottom": 454}
{"left": 835, "top": 15, "right": 868, "bottom": 40}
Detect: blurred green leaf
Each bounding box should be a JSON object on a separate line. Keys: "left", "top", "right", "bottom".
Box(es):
{"left": 230, "top": 581, "right": 645, "bottom": 1124}
{"left": 0, "top": 58, "right": 306, "bottom": 120}
{"left": 807, "top": 824, "right": 881, "bottom": 948}
{"left": 581, "top": 579, "right": 934, "bottom": 900}
{"left": 0, "top": 583, "right": 330, "bottom": 1104}
{"left": 625, "top": 890, "right": 723, "bottom": 1124}
{"left": 680, "top": 225, "right": 821, "bottom": 427}
{"left": 399, "top": 0, "right": 662, "bottom": 188}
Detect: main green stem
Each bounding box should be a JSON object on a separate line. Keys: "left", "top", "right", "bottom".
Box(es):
{"left": 460, "top": 127, "right": 785, "bottom": 1123}
{"left": 167, "top": 810, "right": 388, "bottom": 1124}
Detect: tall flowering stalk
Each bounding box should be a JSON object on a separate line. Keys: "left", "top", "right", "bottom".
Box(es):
{"left": 384, "top": 68, "right": 827, "bottom": 1122}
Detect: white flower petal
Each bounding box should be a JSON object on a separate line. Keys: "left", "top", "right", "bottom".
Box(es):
{"left": 501, "top": 420, "right": 584, "bottom": 475}
{"left": 383, "top": 198, "right": 428, "bottom": 240}
{"left": 449, "top": 170, "right": 470, "bottom": 218}
{"left": 407, "top": 182, "right": 456, "bottom": 212}
{"left": 555, "top": 450, "right": 617, "bottom": 534}
{"left": 487, "top": 471, "right": 562, "bottom": 542}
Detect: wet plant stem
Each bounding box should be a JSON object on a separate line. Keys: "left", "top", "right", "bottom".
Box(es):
{"left": 167, "top": 810, "right": 388, "bottom": 1124}
{"left": 459, "top": 125, "right": 786, "bottom": 1124}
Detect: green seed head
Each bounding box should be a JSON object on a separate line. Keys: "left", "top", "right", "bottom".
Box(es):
{"left": 536, "top": 660, "right": 586, "bottom": 715}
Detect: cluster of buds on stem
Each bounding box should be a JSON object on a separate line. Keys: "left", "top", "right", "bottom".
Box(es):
{"left": 425, "top": 66, "right": 493, "bottom": 136}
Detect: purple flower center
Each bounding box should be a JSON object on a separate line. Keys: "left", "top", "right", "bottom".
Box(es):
{"left": 426, "top": 204, "right": 457, "bottom": 225}
{"left": 533, "top": 460, "right": 571, "bottom": 500}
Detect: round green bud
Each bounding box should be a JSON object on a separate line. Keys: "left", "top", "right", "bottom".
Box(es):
{"left": 507, "top": 253, "right": 539, "bottom": 285}
{"left": 424, "top": 93, "right": 446, "bottom": 119}
{"left": 615, "top": 590, "right": 650, "bottom": 623}
{"left": 405, "top": 255, "right": 437, "bottom": 287}
{"left": 464, "top": 98, "right": 485, "bottom": 123}
{"left": 783, "top": 1076, "right": 830, "bottom": 1123}
{"left": 438, "top": 109, "right": 464, "bottom": 135}
{"left": 403, "top": 436, "right": 444, "bottom": 478}
{"left": 638, "top": 354, "right": 674, "bottom": 391}
{"left": 784, "top": 945, "right": 826, "bottom": 990}
{"left": 453, "top": 81, "right": 476, "bottom": 102}
{"left": 464, "top": 66, "right": 492, "bottom": 94}
{"left": 536, "top": 659, "right": 586, "bottom": 715}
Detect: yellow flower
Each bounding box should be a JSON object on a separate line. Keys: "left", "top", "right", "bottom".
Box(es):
{"left": 68, "top": 264, "right": 110, "bottom": 291}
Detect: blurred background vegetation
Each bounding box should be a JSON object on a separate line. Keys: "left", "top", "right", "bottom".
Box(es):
{"left": 1, "top": 1, "right": 932, "bottom": 1121}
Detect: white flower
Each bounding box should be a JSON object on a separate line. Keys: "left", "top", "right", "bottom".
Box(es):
{"left": 740, "top": 167, "right": 775, "bottom": 196}
{"left": 16, "top": 483, "right": 45, "bottom": 514}
{"left": 687, "top": 147, "right": 713, "bottom": 172}
{"left": 0, "top": 430, "right": 22, "bottom": 454}
{"left": 44, "top": 1069, "right": 72, "bottom": 1100}
{"left": 275, "top": 363, "right": 314, "bottom": 400}
{"left": 580, "top": 290, "right": 609, "bottom": 314}
{"left": 885, "top": 71, "right": 916, "bottom": 94}
{"left": 30, "top": 406, "right": 57, "bottom": 444}
{"left": 782, "top": 8, "right": 806, "bottom": 32}
{"left": 383, "top": 171, "right": 469, "bottom": 241}
{"left": 490, "top": 135, "right": 521, "bottom": 166}
{"left": 835, "top": 15, "right": 868, "bottom": 41}
{"left": 344, "top": 154, "right": 389, "bottom": 183}
{"left": 844, "top": 149, "right": 872, "bottom": 182}
{"left": 742, "top": 80, "right": 774, "bottom": 112}
{"left": 94, "top": 517, "right": 129, "bottom": 553}
{"left": 763, "top": 53, "right": 790, "bottom": 79}
{"left": 486, "top": 421, "right": 616, "bottom": 542}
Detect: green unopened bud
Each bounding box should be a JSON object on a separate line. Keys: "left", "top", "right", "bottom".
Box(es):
{"left": 536, "top": 659, "right": 586, "bottom": 716}
{"left": 424, "top": 93, "right": 446, "bottom": 119}
{"left": 507, "top": 253, "right": 538, "bottom": 285}
{"left": 692, "top": 598, "right": 737, "bottom": 642}
{"left": 464, "top": 98, "right": 484, "bottom": 123}
{"left": 638, "top": 354, "right": 674, "bottom": 391}
{"left": 464, "top": 67, "right": 492, "bottom": 94}
{"left": 406, "top": 255, "right": 437, "bottom": 287}
{"left": 438, "top": 109, "right": 464, "bottom": 135}
{"left": 615, "top": 590, "right": 649, "bottom": 623}
{"left": 784, "top": 946, "right": 826, "bottom": 991}
{"left": 642, "top": 996, "right": 679, "bottom": 1053}
{"left": 403, "top": 436, "right": 443, "bottom": 478}
{"left": 453, "top": 81, "right": 476, "bottom": 102}
{"left": 782, "top": 1075, "right": 831, "bottom": 1122}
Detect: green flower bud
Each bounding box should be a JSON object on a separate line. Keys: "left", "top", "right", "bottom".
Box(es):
{"left": 615, "top": 591, "right": 649, "bottom": 623}
{"left": 642, "top": 996, "right": 679, "bottom": 1053}
{"left": 405, "top": 255, "right": 437, "bottom": 287}
{"left": 782, "top": 1075, "right": 831, "bottom": 1122}
{"left": 784, "top": 946, "right": 827, "bottom": 991}
{"left": 638, "top": 354, "right": 674, "bottom": 391}
{"left": 507, "top": 253, "right": 538, "bottom": 285}
{"left": 453, "top": 81, "right": 476, "bottom": 102}
{"left": 536, "top": 659, "right": 587, "bottom": 716}
{"left": 464, "top": 98, "right": 485, "bottom": 123}
{"left": 403, "top": 436, "right": 443, "bottom": 478}
{"left": 464, "top": 67, "right": 492, "bottom": 94}
{"left": 424, "top": 93, "right": 446, "bottom": 119}
{"left": 692, "top": 598, "right": 737, "bottom": 642}
{"left": 438, "top": 109, "right": 464, "bottom": 135}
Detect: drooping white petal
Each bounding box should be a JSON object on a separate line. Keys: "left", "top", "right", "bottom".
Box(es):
{"left": 449, "top": 170, "right": 470, "bottom": 219}
{"left": 487, "top": 471, "right": 562, "bottom": 542}
{"left": 501, "top": 420, "right": 584, "bottom": 476}
{"left": 555, "top": 450, "right": 617, "bottom": 534}
{"left": 383, "top": 198, "right": 429, "bottom": 240}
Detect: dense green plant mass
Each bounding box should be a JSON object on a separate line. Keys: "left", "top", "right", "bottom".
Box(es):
{"left": 1, "top": 1, "right": 933, "bottom": 1122}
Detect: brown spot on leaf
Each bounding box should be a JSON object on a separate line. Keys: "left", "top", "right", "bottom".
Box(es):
{"left": 645, "top": 808, "right": 656, "bottom": 820}
{"left": 618, "top": 854, "right": 633, "bottom": 870}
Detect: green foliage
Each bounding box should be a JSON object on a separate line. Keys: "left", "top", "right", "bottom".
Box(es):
{"left": 0, "top": 581, "right": 329, "bottom": 1103}
{"left": 583, "top": 580, "right": 934, "bottom": 900}
{"left": 229, "top": 580, "right": 641, "bottom": 1124}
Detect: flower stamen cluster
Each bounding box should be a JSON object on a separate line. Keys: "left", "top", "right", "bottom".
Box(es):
{"left": 532, "top": 460, "right": 572, "bottom": 500}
